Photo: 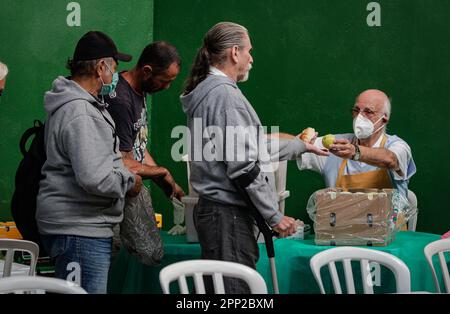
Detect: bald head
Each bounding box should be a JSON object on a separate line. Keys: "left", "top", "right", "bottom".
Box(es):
{"left": 355, "top": 89, "right": 391, "bottom": 119}
{"left": 0, "top": 62, "right": 7, "bottom": 81}
{"left": 0, "top": 61, "right": 7, "bottom": 97}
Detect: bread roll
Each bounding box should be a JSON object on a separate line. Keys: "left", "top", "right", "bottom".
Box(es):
{"left": 299, "top": 127, "right": 316, "bottom": 142}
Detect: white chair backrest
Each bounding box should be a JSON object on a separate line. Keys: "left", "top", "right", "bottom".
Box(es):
{"left": 0, "top": 239, "right": 39, "bottom": 277}
{"left": 310, "top": 247, "right": 411, "bottom": 294}
{"left": 424, "top": 239, "right": 450, "bottom": 293}
{"left": 159, "top": 259, "right": 267, "bottom": 294}
{"left": 0, "top": 276, "right": 87, "bottom": 294}
{"left": 407, "top": 190, "right": 418, "bottom": 231}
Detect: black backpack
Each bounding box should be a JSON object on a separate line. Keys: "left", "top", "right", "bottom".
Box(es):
{"left": 10, "top": 120, "right": 48, "bottom": 256}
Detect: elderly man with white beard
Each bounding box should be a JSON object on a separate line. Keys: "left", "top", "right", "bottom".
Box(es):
{"left": 180, "top": 22, "right": 327, "bottom": 294}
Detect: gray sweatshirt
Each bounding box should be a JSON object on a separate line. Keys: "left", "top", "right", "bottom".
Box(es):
{"left": 36, "top": 76, "right": 136, "bottom": 238}
{"left": 180, "top": 75, "right": 307, "bottom": 227}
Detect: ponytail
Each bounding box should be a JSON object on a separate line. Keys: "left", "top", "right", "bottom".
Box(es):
{"left": 183, "top": 46, "right": 210, "bottom": 95}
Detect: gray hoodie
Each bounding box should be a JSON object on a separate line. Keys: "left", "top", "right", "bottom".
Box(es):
{"left": 36, "top": 76, "right": 136, "bottom": 238}
{"left": 180, "top": 75, "right": 307, "bottom": 227}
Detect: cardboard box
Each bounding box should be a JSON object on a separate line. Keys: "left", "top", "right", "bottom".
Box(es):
{"left": 313, "top": 188, "right": 397, "bottom": 246}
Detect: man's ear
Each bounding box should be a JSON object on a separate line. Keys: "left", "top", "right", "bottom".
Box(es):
{"left": 95, "top": 60, "right": 106, "bottom": 78}
{"left": 142, "top": 65, "right": 153, "bottom": 80}
{"left": 231, "top": 45, "right": 239, "bottom": 64}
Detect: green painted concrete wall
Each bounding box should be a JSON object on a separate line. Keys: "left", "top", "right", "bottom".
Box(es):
{"left": 150, "top": 0, "right": 450, "bottom": 234}
{"left": 1, "top": 0, "right": 449, "bottom": 235}
{"left": 0, "top": 0, "right": 154, "bottom": 219}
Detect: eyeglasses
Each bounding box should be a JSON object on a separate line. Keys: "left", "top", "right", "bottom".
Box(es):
{"left": 351, "top": 107, "right": 379, "bottom": 118}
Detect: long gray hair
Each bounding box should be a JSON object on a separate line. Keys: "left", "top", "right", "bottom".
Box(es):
{"left": 183, "top": 22, "right": 248, "bottom": 95}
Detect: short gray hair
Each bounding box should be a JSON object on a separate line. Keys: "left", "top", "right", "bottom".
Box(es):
{"left": 66, "top": 57, "right": 114, "bottom": 77}
{"left": 0, "top": 62, "right": 8, "bottom": 80}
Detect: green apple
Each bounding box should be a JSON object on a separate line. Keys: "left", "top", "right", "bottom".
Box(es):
{"left": 322, "top": 134, "right": 335, "bottom": 149}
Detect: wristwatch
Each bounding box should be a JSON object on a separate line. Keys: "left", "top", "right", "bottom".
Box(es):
{"left": 351, "top": 144, "right": 361, "bottom": 161}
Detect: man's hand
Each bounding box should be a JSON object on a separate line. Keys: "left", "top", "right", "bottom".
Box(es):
{"left": 297, "top": 130, "right": 329, "bottom": 156}
{"left": 305, "top": 142, "right": 330, "bottom": 157}
{"left": 123, "top": 158, "right": 143, "bottom": 174}
{"left": 127, "top": 174, "right": 143, "bottom": 197}
{"left": 152, "top": 170, "right": 176, "bottom": 198}
{"left": 329, "top": 139, "right": 402, "bottom": 170}
{"left": 329, "top": 139, "right": 356, "bottom": 159}
{"left": 125, "top": 161, "right": 169, "bottom": 181}
{"left": 273, "top": 215, "right": 297, "bottom": 238}
{"left": 173, "top": 183, "right": 186, "bottom": 201}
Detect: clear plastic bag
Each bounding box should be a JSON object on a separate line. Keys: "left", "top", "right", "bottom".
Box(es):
{"left": 168, "top": 197, "right": 187, "bottom": 235}
{"left": 306, "top": 188, "right": 415, "bottom": 246}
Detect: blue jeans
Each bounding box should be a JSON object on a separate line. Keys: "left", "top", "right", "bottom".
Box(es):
{"left": 41, "top": 235, "right": 112, "bottom": 294}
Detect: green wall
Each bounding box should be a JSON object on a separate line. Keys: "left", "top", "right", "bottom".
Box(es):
{"left": 150, "top": 0, "right": 450, "bottom": 234}
{"left": 0, "top": 0, "right": 154, "bottom": 219}
{"left": 1, "top": 0, "right": 449, "bottom": 235}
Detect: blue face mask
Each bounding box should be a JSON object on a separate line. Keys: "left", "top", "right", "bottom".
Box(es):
{"left": 99, "top": 63, "right": 118, "bottom": 96}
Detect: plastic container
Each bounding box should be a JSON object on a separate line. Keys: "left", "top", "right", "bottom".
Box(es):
{"left": 181, "top": 155, "right": 198, "bottom": 197}
{"left": 278, "top": 190, "right": 290, "bottom": 215}
{"left": 181, "top": 196, "right": 200, "bottom": 243}
{"left": 181, "top": 156, "right": 288, "bottom": 198}
{"left": 286, "top": 224, "right": 311, "bottom": 240}
{"left": 272, "top": 160, "right": 287, "bottom": 194}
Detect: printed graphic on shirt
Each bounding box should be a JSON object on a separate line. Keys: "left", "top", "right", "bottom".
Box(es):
{"left": 133, "top": 102, "right": 148, "bottom": 163}
{"left": 105, "top": 74, "right": 150, "bottom": 164}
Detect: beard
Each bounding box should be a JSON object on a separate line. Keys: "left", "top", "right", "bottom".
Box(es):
{"left": 238, "top": 63, "right": 252, "bottom": 83}
{"left": 141, "top": 79, "right": 158, "bottom": 94}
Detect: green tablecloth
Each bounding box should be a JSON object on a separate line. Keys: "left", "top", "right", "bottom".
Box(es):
{"left": 108, "top": 231, "right": 444, "bottom": 294}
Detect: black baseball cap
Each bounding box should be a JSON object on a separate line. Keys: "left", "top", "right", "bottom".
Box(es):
{"left": 72, "top": 31, "right": 132, "bottom": 62}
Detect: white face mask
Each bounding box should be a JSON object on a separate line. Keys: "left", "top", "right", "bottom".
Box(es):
{"left": 353, "top": 113, "right": 385, "bottom": 139}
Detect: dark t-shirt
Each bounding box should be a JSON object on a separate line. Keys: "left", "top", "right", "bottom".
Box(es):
{"left": 105, "top": 72, "right": 148, "bottom": 163}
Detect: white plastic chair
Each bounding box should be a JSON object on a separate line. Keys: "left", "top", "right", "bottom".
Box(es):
{"left": 310, "top": 247, "right": 411, "bottom": 294}
{"left": 0, "top": 239, "right": 39, "bottom": 278}
{"left": 424, "top": 239, "right": 450, "bottom": 293}
{"left": 159, "top": 260, "right": 268, "bottom": 294}
{"left": 0, "top": 275, "right": 87, "bottom": 294}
